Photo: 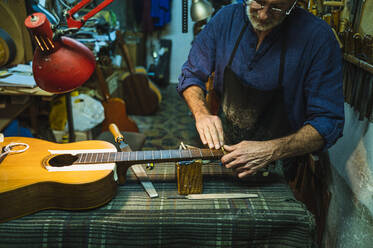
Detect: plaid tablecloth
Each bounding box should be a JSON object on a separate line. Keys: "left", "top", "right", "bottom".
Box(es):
{"left": 0, "top": 162, "right": 316, "bottom": 248}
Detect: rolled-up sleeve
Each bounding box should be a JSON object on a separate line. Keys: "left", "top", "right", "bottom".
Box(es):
{"left": 177, "top": 13, "right": 219, "bottom": 96}
{"left": 303, "top": 26, "right": 344, "bottom": 150}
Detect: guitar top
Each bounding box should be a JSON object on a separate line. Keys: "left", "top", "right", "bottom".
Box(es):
{"left": 0, "top": 137, "right": 223, "bottom": 223}
{"left": 0, "top": 137, "right": 118, "bottom": 223}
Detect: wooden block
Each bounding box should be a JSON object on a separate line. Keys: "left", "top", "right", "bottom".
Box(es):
{"left": 176, "top": 160, "right": 203, "bottom": 195}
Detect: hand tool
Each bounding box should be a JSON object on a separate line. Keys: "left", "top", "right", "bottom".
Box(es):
{"left": 167, "top": 193, "right": 258, "bottom": 200}
{"left": 109, "top": 123, "right": 158, "bottom": 198}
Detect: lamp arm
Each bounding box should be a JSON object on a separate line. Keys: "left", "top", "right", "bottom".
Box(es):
{"left": 66, "top": 0, "right": 114, "bottom": 29}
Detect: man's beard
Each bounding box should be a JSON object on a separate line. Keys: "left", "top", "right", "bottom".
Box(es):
{"left": 246, "top": 5, "right": 286, "bottom": 31}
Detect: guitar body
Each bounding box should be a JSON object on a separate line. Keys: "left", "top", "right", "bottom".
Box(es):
{"left": 101, "top": 97, "right": 139, "bottom": 132}
{"left": 121, "top": 72, "right": 160, "bottom": 115}
{"left": 0, "top": 137, "right": 118, "bottom": 223}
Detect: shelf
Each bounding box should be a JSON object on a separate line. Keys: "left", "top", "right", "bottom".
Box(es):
{"left": 344, "top": 54, "right": 373, "bottom": 74}
{"left": 0, "top": 100, "right": 31, "bottom": 131}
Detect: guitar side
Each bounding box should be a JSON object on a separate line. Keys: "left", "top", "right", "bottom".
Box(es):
{"left": 0, "top": 137, "right": 118, "bottom": 223}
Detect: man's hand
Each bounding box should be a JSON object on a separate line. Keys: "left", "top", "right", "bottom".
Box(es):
{"left": 221, "top": 125, "right": 325, "bottom": 179}
{"left": 182, "top": 85, "right": 225, "bottom": 149}
{"left": 195, "top": 113, "right": 224, "bottom": 149}
{"left": 221, "top": 140, "right": 275, "bottom": 178}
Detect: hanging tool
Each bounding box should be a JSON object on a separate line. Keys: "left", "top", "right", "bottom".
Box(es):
{"left": 109, "top": 123, "right": 158, "bottom": 198}
{"left": 182, "top": 0, "right": 188, "bottom": 33}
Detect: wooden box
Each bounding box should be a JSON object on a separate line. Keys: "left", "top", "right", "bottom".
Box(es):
{"left": 176, "top": 159, "right": 203, "bottom": 195}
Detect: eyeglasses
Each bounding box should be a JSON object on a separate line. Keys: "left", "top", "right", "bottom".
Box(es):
{"left": 245, "top": 0, "right": 297, "bottom": 16}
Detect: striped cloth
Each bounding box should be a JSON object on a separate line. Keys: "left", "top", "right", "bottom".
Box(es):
{"left": 0, "top": 162, "right": 316, "bottom": 248}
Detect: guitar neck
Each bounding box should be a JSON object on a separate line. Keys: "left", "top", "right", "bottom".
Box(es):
{"left": 73, "top": 148, "right": 224, "bottom": 165}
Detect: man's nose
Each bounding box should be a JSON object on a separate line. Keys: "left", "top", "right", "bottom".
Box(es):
{"left": 257, "top": 7, "right": 269, "bottom": 20}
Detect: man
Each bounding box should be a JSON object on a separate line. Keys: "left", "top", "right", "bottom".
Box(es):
{"left": 177, "top": 0, "right": 344, "bottom": 179}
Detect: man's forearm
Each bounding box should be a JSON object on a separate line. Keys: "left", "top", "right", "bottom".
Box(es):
{"left": 271, "top": 124, "right": 324, "bottom": 161}
{"left": 182, "top": 85, "right": 211, "bottom": 118}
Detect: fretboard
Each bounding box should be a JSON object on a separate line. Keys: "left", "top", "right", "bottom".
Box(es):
{"left": 73, "top": 148, "right": 224, "bottom": 165}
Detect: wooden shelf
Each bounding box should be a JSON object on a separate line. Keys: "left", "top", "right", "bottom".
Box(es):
{"left": 344, "top": 54, "right": 373, "bottom": 74}
{"left": 0, "top": 100, "right": 31, "bottom": 131}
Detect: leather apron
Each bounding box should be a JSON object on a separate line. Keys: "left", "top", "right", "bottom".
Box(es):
{"left": 220, "top": 22, "right": 292, "bottom": 146}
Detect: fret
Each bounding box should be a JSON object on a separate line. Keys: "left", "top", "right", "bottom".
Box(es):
{"left": 170, "top": 150, "right": 179, "bottom": 160}
{"left": 209, "top": 149, "right": 213, "bottom": 157}
{"left": 114, "top": 152, "right": 117, "bottom": 162}
{"left": 160, "top": 150, "right": 169, "bottom": 159}
{"left": 87, "top": 152, "right": 92, "bottom": 163}
{"left": 160, "top": 150, "right": 163, "bottom": 159}
{"left": 129, "top": 151, "right": 136, "bottom": 162}
{"left": 82, "top": 153, "right": 88, "bottom": 162}
{"left": 127, "top": 152, "right": 130, "bottom": 161}
{"left": 189, "top": 149, "right": 199, "bottom": 158}
{"left": 91, "top": 153, "right": 96, "bottom": 163}
{"left": 109, "top": 152, "right": 115, "bottom": 163}
{"left": 188, "top": 149, "right": 192, "bottom": 159}
{"left": 102, "top": 152, "right": 108, "bottom": 163}
{"left": 97, "top": 153, "right": 102, "bottom": 162}
{"left": 199, "top": 149, "right": 203, "bottom": 158}
{"left": 144, "top": 150, "right": 152, "bottom": 160}
{"left": 168, "top": 150, "right": 171, "bottom": 159}
{"left": 76, "top": 153, "right": 82, "bottom": 163}
{"left": 180, "top": 149, "right": 189, "bottom": 159}
{"left": 151, "top": 150, "right": 154, "bottom": 160}
{"left": 139, "top": 151, "right": 145, "bottom": 161}
{"left": 119, "top": 152, "right": 126, "bottom": 162}
{"left": 83, "top": 153, "right": 88, "bottom": 163}
{"left": 135, "top": 151, "right": 138, "bottom": 161}
{"left": 154, "top": 150, "right": 161, "bottom": 160}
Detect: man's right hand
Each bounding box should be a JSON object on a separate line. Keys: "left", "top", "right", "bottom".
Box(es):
{"left": 195, "top": 113, "right": 224, "bottom": 149}
{"left": 182, "top": 85, "right": 225, "bottom": 149}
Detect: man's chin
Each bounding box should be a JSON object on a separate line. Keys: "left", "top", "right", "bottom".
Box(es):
{"left": 251, "top": 21, "right": 274, "bottom": 31}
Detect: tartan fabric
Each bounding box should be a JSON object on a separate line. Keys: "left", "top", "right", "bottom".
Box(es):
{"left": 0, "top": 162, "right": 316, "bottom": 248}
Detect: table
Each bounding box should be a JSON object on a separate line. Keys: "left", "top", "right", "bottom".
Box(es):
{"left": 0, "top": 161, "right": 316, "bottom": 248}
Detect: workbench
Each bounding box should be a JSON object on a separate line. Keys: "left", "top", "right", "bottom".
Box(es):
{"left": 0, "top": 162, "right": 316, "bottom": 247}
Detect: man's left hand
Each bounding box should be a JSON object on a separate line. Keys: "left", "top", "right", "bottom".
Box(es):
{"left": 221, "top": 140, "right": 276, "bottom": 178}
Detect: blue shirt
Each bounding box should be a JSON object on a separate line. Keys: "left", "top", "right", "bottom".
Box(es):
{"left": 177, "top": 4, "right": 344, "bottom": 150}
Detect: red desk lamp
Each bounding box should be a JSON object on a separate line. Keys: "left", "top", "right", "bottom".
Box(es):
{"left": 24, "top": 0, "right": 114, "bottom": 94}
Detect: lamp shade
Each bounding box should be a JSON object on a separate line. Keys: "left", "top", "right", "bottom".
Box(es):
{"left": 25, "top": 13, "right": 96, "bottom": 94}
{"left": 190, "top": 0, "right": 213, "bottom": 22}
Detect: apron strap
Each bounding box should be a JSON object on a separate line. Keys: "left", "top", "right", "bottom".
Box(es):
{"left": 278, "top": 27, "right": 288, "bottom": 87}
{"left": 227, "top": 22, "right": 248, "bottom": 67}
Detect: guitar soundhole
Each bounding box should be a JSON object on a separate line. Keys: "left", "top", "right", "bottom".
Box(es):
{"left": 49, "top": 154, "right": 79, "bottom": 167}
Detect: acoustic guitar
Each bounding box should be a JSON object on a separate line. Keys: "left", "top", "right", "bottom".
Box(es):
{"left": 95, "top": 63, "right": 139, "bottom": 132}
{"left": 0, "top": 137, "right": 223, "bottom": 223}
{"left": 116, "top": 30, "right": 161, "bottom": 115}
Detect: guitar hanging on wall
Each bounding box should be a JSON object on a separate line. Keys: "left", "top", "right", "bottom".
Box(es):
{"left": 116, "top": 31, "right": 161, "bottom": 115}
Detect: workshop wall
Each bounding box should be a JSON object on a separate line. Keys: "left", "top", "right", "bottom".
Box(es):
{"left": 358, "top": 0, "right": 372, "bottom": 35}
{"left": 322, "top": 1, "right": 373, "bottom": 246}
{"left": 326, "top": 103, "right": 373, "bottom": 247}
{"left": 146, "top": 0, "right": 194, "bottom": 84}
{"left": 323, "top": 1, "right": 373, "bottom": 246}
